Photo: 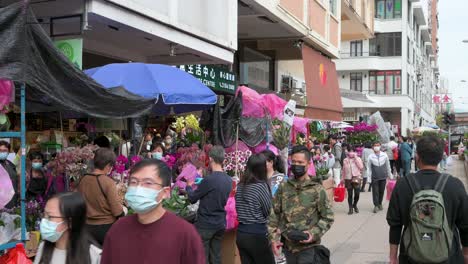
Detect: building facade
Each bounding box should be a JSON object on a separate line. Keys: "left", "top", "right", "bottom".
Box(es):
{"left": 335, "top": 0, "right": 439, "bottom": 136}
{"left": 237, "top": 0, "right": 373, "bottom": 120}
{"left": 1, "top": 0, "right": 238, "bottom": 68}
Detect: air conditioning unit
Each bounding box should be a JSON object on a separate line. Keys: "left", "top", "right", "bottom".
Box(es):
{"left": 281, "top": 75, "right": 292, "bottom": 93}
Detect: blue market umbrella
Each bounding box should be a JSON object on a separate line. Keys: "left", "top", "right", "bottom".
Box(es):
{"left": 84, "top": 63, "right": 217, "bottom": 114}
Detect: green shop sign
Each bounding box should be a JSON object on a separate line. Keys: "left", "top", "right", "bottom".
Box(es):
{"left": 178, "top": 65, "right": 237, "bottom": 94}
{"left": 54, "top": 38, "right": 83, "bottom": 69}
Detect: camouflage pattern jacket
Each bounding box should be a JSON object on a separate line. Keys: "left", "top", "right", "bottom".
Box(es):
{"left": 268, "top": 178, "right": 334, "bottom": 253}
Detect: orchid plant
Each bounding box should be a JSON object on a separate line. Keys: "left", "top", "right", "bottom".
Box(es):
{"left": 224, "top": 150, "right": 252, "bottom": 177}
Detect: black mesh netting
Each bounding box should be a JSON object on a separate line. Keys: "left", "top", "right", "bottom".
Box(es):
{"left": 0, "top": 2, "right": 154, "bottom": 118}
{"left": 206, "top": 92, "right": 272, "bottom": 148}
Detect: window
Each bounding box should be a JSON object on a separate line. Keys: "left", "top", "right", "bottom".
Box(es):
{"left": 408, "top": 1, "right": 412, "bottom": 24}
{"left": 370, "top": 33, "right": 402, "bottom": 56}
{"left": 369, "top": 70, "right": 401, "bottom": 94}
{"left": 350, "top": 72, "right": 363, "bottom": 92}
{"left": 407, "top": 73, "right": 411, "bottom": 96}
{"left": 329, "top": 0, "right": 337, "bottom": 16}
{"left": 350, "top": 41, "right": 363, "bottom": 57}
{"left": 407, "top": 37, "right": 411, "bottom": 63}
{"left": 376, "top": 0, "right": 402, "bottom": 19}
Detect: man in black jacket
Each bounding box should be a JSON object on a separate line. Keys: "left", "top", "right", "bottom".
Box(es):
{"left": 387, "top": 135, "right": 468, "bottom": 264}
{"left": 186, "top": 145, "right": 232, "bottom": 264}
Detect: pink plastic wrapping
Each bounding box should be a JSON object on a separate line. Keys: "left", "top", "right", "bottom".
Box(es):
{"left": 174, "top": 163, "right": 198, "bottom": 191}
{"left": 0, "top": 165, "right": 14, "bottom": 209}
{"left": 0, "top": 79, "right": 13, "bottom": 110}
{"left": 386, "top": 179, "right": 397, "bottom": 201}
{"left": 225, "top": 140, "right": 250, "bottom": 153}
{"left": 237, "top": 86, "right": 287, "bottom": 118}
{"left": 293, "top": 117, "right": 310, "bottom": 134}
{"left": 251, "top": 142, "right": 279, "bottom": 155}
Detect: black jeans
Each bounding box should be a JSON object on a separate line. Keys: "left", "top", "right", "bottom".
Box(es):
{"left": 285, "top": 247, "right": 321, "bottom": 264}
{"left": 372, "top": 179, "right": 386, "bottom": 206}
{"left": 197, "top": 227, "right": 225, "bottom": 264}
{"left": 236, "top": 232, "right": 275, "bottom": 264}
{"left": 390, "top": 160, "right": 396, "bottom": 174}
{"left": 87, "top": 223, "right": 113, "bottom": 246}
{"left": 347, "top": 185, "right": 360, "bottom": 207}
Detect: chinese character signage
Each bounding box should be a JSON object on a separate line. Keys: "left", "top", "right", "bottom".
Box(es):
{"left": 432, "top": 94, "right": 452, "bottom": 104}
{"left": 54, "top": 38, "right": 83, "bottom": 69}
{"left": 178, "top": 65, "right": 237, "bottom": 94}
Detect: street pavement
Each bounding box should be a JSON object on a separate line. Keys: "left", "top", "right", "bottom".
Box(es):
{"left": 321, "top": 156, "right": 467, "bottom": 264}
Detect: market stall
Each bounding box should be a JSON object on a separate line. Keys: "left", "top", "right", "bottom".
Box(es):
{"left": 0, "top": 2, "right": 219, "bottom": 257}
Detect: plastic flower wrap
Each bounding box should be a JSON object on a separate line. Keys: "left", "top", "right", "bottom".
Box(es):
{"left": 224, "top": 150, "right": 252, "bottom": 177}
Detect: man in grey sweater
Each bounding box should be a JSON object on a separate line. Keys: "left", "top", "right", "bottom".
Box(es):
{"left": 366, "top": 142, "right": 392, "bottom": 213}
{"left": 330, "top": 135, "right": 342, "bottom": 187}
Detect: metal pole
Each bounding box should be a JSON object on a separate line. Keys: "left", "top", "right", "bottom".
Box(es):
{"left": 20, "top": 84, "right": 26, "bottom": 241}
{"left": 448, "top": 125, "right": 451, "bottom": 155}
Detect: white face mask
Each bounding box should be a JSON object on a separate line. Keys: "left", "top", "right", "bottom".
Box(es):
{"left": 373, "top": 146, "right": 381, "bottom": 152}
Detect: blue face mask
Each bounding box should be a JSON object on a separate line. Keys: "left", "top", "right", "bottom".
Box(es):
{"left": 0, "top": 152, "right": 8, "bottom": 161}
{"left": 32, "top": 162, "right": 43, "bottom": 170}
{"left": 40, "top": 218, "right": 65, "bottom": 243}
{"left": 152, "top": 152, "right": 163, "bottom": 160}
{"left": 125, "top": 186, "right": 163, "bottom": 214}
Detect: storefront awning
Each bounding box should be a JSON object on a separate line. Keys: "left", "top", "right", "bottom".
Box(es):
{"left": 302, "top": 45, "right": 343, "bottom": 121}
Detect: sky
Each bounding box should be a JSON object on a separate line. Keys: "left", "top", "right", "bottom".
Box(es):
{"left": 438, "top": 0, "right": 468, "bottom": 113}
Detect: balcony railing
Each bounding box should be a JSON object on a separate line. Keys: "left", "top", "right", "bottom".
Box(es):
{"left": 339, "top": 51, "right": 401, "bottom": 58}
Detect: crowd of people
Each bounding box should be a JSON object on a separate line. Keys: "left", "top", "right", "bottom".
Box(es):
{"left": 1, "top": 132, "right": 467, "bottom": 264}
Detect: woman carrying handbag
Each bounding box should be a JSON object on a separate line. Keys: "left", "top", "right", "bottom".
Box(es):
{"left": 341, "top": 145, "right": 364, "bottom": 215}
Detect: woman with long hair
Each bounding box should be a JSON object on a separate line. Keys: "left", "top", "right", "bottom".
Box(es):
{"left": 235, "top": 154, "right": 275, "bottom": 264}
{"left": 260, "top": 150, "right": 286, "bottom": 196}
{"left": 341, "top": 145, "right": 364, "bottom": 215}
{"left": 34, "top": 192, "right": 101, "bottom": 264}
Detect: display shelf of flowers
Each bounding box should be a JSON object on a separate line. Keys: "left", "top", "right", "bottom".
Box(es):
{"left": 345, "top": 122, "right": 379, "bottom": 147}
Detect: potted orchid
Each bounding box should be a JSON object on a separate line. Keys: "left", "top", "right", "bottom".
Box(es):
{"left": 224, "top": 150, "right": 251, "bottom": 178}
{"left": 345, "top": 122, "right": 379, "bottom": 145}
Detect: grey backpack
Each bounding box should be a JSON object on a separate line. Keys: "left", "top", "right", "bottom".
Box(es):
{"left": 403, "top": 173, "right": 453, "bottom": 263}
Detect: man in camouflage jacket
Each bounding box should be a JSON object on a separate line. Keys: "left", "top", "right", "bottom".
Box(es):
{"left": 269, "top": 145, "right": 334, "bottom": 263}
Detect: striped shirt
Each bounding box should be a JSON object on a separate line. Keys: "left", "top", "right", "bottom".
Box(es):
{"left": 235, "top": 182, "right": 272, "bottom": 225}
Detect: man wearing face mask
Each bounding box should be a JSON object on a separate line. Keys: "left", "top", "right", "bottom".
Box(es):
{"left": 77, "top": 148, "right": 124, "bottom": 246}
{"left": 101, "top": 159, "right": 205, "bottom": 264}
{"left": 269, "top": 145, "right": 334, "bottom": 263}
{"left": 366, "top": 142, "right": 392, "bottom": 213}
{"left": 186, "top": 145, "right": 232, "bottom": 264}
{"left": 0, "top": 140, "right": 18, "bottom": 208}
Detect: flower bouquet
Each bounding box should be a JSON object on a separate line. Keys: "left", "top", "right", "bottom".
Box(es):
{"left": 313, "top": 156, "right": 330, "bottom": 183}
{"left": 162, "top": 187, "right": 196, "bottom": 223}
{"left": 172, "top": 114, "right": 204, "bottom": 146}
{"left": 46, "top": 145, "right": 99, "bottom": 188}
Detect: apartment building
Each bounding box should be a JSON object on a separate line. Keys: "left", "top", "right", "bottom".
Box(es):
{"left": 237, "top": 0, "right": 373, "bottom": 120}
{"left": 335, "top": 0, "right": 439, "bottom": 136}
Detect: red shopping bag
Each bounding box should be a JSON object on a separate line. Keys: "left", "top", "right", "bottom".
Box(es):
{"left": 0, "top": 243, "right": 32, "bottom": 264}
{"left": 334, "top": 184, "right": 346, "bottom": 202}
{"left": 386, "top": 179, "right": 397, "bottom": 201}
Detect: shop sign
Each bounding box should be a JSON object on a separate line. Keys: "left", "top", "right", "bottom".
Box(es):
{"left": 178, "top": 65, "right": 236, "bottom": 94}
{"left": 54, "top": 38, "right": 83, "bottom": 69}
{"left": 432, "top": 94, "right": 452, "bottom": 104}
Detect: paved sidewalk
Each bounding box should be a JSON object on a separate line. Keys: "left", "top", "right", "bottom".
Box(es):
{"left": 321, "top": 156, "right": 467, "bottom": 264}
